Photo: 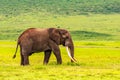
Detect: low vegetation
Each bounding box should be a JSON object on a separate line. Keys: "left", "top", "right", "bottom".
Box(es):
{"left": 0, "top": 0, "right": 120, "bottom": 16}
{"left": 0, "top": 0, "right": 120, "bottom": 80}
{"left": 0, "top": 41, "right": 120, "bottom": 80}
{"left": 0, "top": 0, "right": 120, "bottom": 41}
{"left": 0, "top": 14, "right": 120, "bottom": 41}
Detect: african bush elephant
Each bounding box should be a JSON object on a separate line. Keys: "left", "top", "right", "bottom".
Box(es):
{"left": 13, "top": 28, "right": 76, "bottom": 65}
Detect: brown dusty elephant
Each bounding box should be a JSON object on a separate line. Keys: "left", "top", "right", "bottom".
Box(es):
{"left": 13, "top": 28, "right": 76, "bottom": 65}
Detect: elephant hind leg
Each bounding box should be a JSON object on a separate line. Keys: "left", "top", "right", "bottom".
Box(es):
{"left": 43, "top": 50, "right": 52, "bottom": 65}
{"left": 23, "top": 55, "right": 29, "bottom": 65}
{"left": 20, "top": 53, "right": 29, "bottom": 66}
{"left": 20, "top": 53, "right": 24, "bottom": 65}
{"left": 20, "top": 47, "right": 30, "bottom": 66}
{"left": 20, "top": 47, "right": 24, "bottom": 65}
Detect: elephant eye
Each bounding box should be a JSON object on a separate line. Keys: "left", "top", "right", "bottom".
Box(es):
{"left": 62, "top": 34, "right": 69, "bottom": 39}
{"left": 65, "top": 36, "right": 69, "bottom": 39}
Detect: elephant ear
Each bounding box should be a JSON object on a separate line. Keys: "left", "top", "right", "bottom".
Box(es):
{"left": 58, "top": 29, "right": 69, "bottom": 38}
{"left": 48, "top": 28, "right": 61, "bottom": 45}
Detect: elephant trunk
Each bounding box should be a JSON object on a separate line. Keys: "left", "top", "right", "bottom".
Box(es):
{"left": 66, "top": 43, "right": 77, "bottom": 63}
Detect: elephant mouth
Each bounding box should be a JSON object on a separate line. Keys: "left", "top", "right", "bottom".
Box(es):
{"left": 62, "top": 41, "right": 66, "bottom": 46}
{"left": 66, "top": 46, "right": 77, "bottom": 63}
{"left": 63, "top": 43, "right": 65, "bottom": 46}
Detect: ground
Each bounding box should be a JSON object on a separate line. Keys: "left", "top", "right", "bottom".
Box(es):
{"left": 0, "top": 41, "right": 120, "bottom": 80}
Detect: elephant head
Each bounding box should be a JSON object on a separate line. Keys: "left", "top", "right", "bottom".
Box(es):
{"left": 48, "top": 28, "right": 76, "bottom": 62}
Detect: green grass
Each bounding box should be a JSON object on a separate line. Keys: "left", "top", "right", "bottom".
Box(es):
{"left": 0, "top": 0, "right": 120, "bottom": 41}
{"left": 0, "top": 1, "right": 120, "bottom": 79}
{"left": 0, "top": 14, "right": 120, "bottom": 41}
{"left": 0, "top": 0, "right": 120, "bottom": 16}
{"left": 0, "top": 41, "right": 120, "bottom": 80}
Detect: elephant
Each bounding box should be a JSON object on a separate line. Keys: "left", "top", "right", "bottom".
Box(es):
{"left": 13, "top": 28, "right": 76, "bottom": 65}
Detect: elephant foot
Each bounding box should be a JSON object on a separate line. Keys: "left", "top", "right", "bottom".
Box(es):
{"left": 43, "top": 62, "right": 48, "bottom": 65}
{"left": 57, "top": 61, "right": 62, "bottom": 64}
{"left": 21, "top": 63, "right": 29, "bottom": 66}
{"left": 21, "top": 61, "right": 29, "bottom": 66}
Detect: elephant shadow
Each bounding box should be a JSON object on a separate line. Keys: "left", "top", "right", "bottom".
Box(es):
{"left": 70, "top": 30, "right": 112, "bottom": 40}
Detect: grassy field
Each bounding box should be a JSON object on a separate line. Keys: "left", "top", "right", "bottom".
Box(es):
{"left": 0, "top": 0, "right": 120, "bottom": 16}
{"left": 0, "top": 0, "right": 120, "bottom": 80}
{"left": 0, "top": 41, "right": 120, "bottom": 80}
{"left": 0, "top": 14, "right": 120, "bottom": 41}
{"left": 0, "top": 0, "right": 120, "bottom": 41}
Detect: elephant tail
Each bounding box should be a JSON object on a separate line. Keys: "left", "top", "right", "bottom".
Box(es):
{"left": 13, "top": 41, "right": 19, "bottom": 59}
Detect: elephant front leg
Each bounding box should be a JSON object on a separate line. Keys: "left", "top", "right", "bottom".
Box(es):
{"left": 53, "top": 50, "right": 62, "bottom": 64}
{"left": 43, "top": 50, "right": 52, "bottom": 65}
{"left": 49, "top": 40, "right": 62, "bottom": 64}
{"left": 52, "top": 46, "right": 62, "bottom": 64}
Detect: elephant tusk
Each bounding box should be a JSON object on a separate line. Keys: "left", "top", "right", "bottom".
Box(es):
{"left": 66, "top": 47, "right": 77, "bottom": 63}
